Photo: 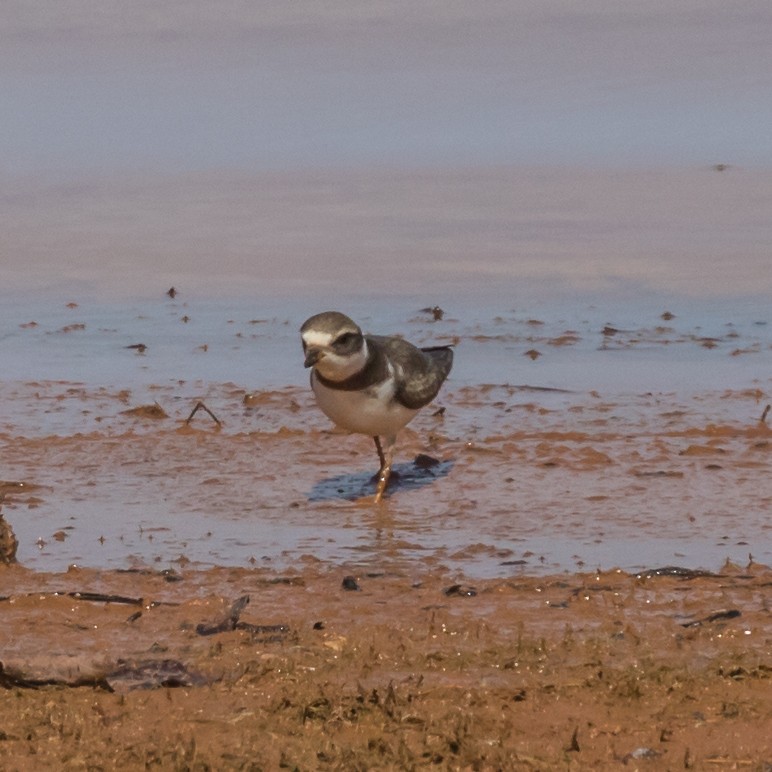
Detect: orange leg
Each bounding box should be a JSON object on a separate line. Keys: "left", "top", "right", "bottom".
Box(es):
{"left": 373, "top": 436, "right": 395, "bottom": 503}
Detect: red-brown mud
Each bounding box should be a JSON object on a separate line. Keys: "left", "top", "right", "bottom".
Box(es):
{"left": 0, "top": 381, "right": 771, "bottom": 768}
{"left": 0, "top": 319, "right": 770, "bottom": 768}
{"left": 0, "top": 562, "right": 770, "bottom": 769}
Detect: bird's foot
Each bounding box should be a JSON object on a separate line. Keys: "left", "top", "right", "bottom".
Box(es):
{"left": 374, "top": 465, "right": 395, "bottom": 503}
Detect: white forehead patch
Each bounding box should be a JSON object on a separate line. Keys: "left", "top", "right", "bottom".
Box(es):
{"left": 302, "top": 330, "right": 334, "bottom": 348}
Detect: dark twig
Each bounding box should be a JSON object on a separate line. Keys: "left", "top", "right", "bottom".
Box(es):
{"left": 186, "top": 400, "right": 222, "bottom": 426}
{"left": 68, "top": 591, "right": 145, "bottom": 606}
{"left": 681, "top": 609, "right": 741, "bottom": 628}
{"left": 0, "top": 659, "right": 207, "bottom": 691}
{"left": 196, "top": 595, "right": 250, "bottom": 635}
{"left": 0, "top": 591, "right": 175, "bottom": 608}
{"left": 196, "top": 595, "right": 290, "bottom": 639}
{"left": 761, "top": 404, "right": 770, "bottom": 425}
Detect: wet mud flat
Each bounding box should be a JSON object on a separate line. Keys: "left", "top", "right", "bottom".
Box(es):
{"left": 0, "top": 562, "right": 770, "bottom": 770}
{"left": 1, "top": 375, "right": 770, "bottom": 574}
{"left": 0, "top": 299, "right": 770, "bottom": 768}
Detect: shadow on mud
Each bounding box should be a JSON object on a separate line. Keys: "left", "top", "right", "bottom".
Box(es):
{"left": 308, "top": 457, "right": 454, "bottom": 502}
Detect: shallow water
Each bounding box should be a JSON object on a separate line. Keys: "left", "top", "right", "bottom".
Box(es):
{"left": 1, "top": 291, "right": 769, "bottom": 576}
{"left": 1, "top": 290, "right": 769, "bottom": 394}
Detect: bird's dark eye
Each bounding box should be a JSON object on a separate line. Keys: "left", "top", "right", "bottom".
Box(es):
{"left": 334, "top": 332, "right": 356, "bottom": 348}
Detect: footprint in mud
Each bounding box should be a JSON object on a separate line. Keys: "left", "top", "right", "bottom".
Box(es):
{"left": 308, "top": 456, "right": 454, "bottom": 502}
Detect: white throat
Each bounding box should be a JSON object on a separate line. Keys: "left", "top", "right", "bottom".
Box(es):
{"left": 314, "top": 338, "right": 369, "bottom": 382}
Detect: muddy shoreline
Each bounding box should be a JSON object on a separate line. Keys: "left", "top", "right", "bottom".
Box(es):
{"left": 0, "top": 561, "right": 769, "bottom": 769}
{"left": 1, "top": 314, "right": 769, "bottom": 766}
{"left": 0, "top": 297, "right": 769, "bottom": 769}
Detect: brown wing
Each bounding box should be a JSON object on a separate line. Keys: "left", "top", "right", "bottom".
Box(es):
{"left": 369, "top": 335, "right": 453, "bottom": 410}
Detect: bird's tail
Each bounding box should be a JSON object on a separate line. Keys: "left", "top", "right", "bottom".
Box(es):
{"left": 420, "top": 345, "right": 454, "bottom": 379}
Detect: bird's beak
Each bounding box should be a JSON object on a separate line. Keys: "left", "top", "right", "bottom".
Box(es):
{"left": 304, "top": 347, "right": 323, "bottom": 368}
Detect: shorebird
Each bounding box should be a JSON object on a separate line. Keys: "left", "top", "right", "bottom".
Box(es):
{"left": 300, "top": 311, "right": 453, "bottom": 502}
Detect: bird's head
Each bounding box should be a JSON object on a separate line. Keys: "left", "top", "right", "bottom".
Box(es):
{"left": 300, "top": 312, "right": 368, "bottom": 381}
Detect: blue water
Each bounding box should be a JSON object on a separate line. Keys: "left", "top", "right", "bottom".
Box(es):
{"left": 0, "top": 290, "right": 768, "bottom": 401}
{"left": 0, "top": 289, "right": 769, "bottom": 576}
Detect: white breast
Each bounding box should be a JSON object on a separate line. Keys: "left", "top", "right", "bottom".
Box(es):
{"left": 311, "top": 371, "right": 418, "bottom": 438}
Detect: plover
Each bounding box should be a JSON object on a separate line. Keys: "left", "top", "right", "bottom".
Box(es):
{"left": 300, "top": 311, "right": 453, "bottom": 502}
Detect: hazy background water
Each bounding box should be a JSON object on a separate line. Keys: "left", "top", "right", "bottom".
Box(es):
{"left": 3, "top": 1, "right": 772, "bottom": 175}
{"left": 3, "top": 2, "right": 772, "bottom": 303}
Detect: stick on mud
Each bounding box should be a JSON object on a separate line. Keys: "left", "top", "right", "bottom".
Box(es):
{"left": 186, "top": 401, "right": 222, "bottom": 426}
